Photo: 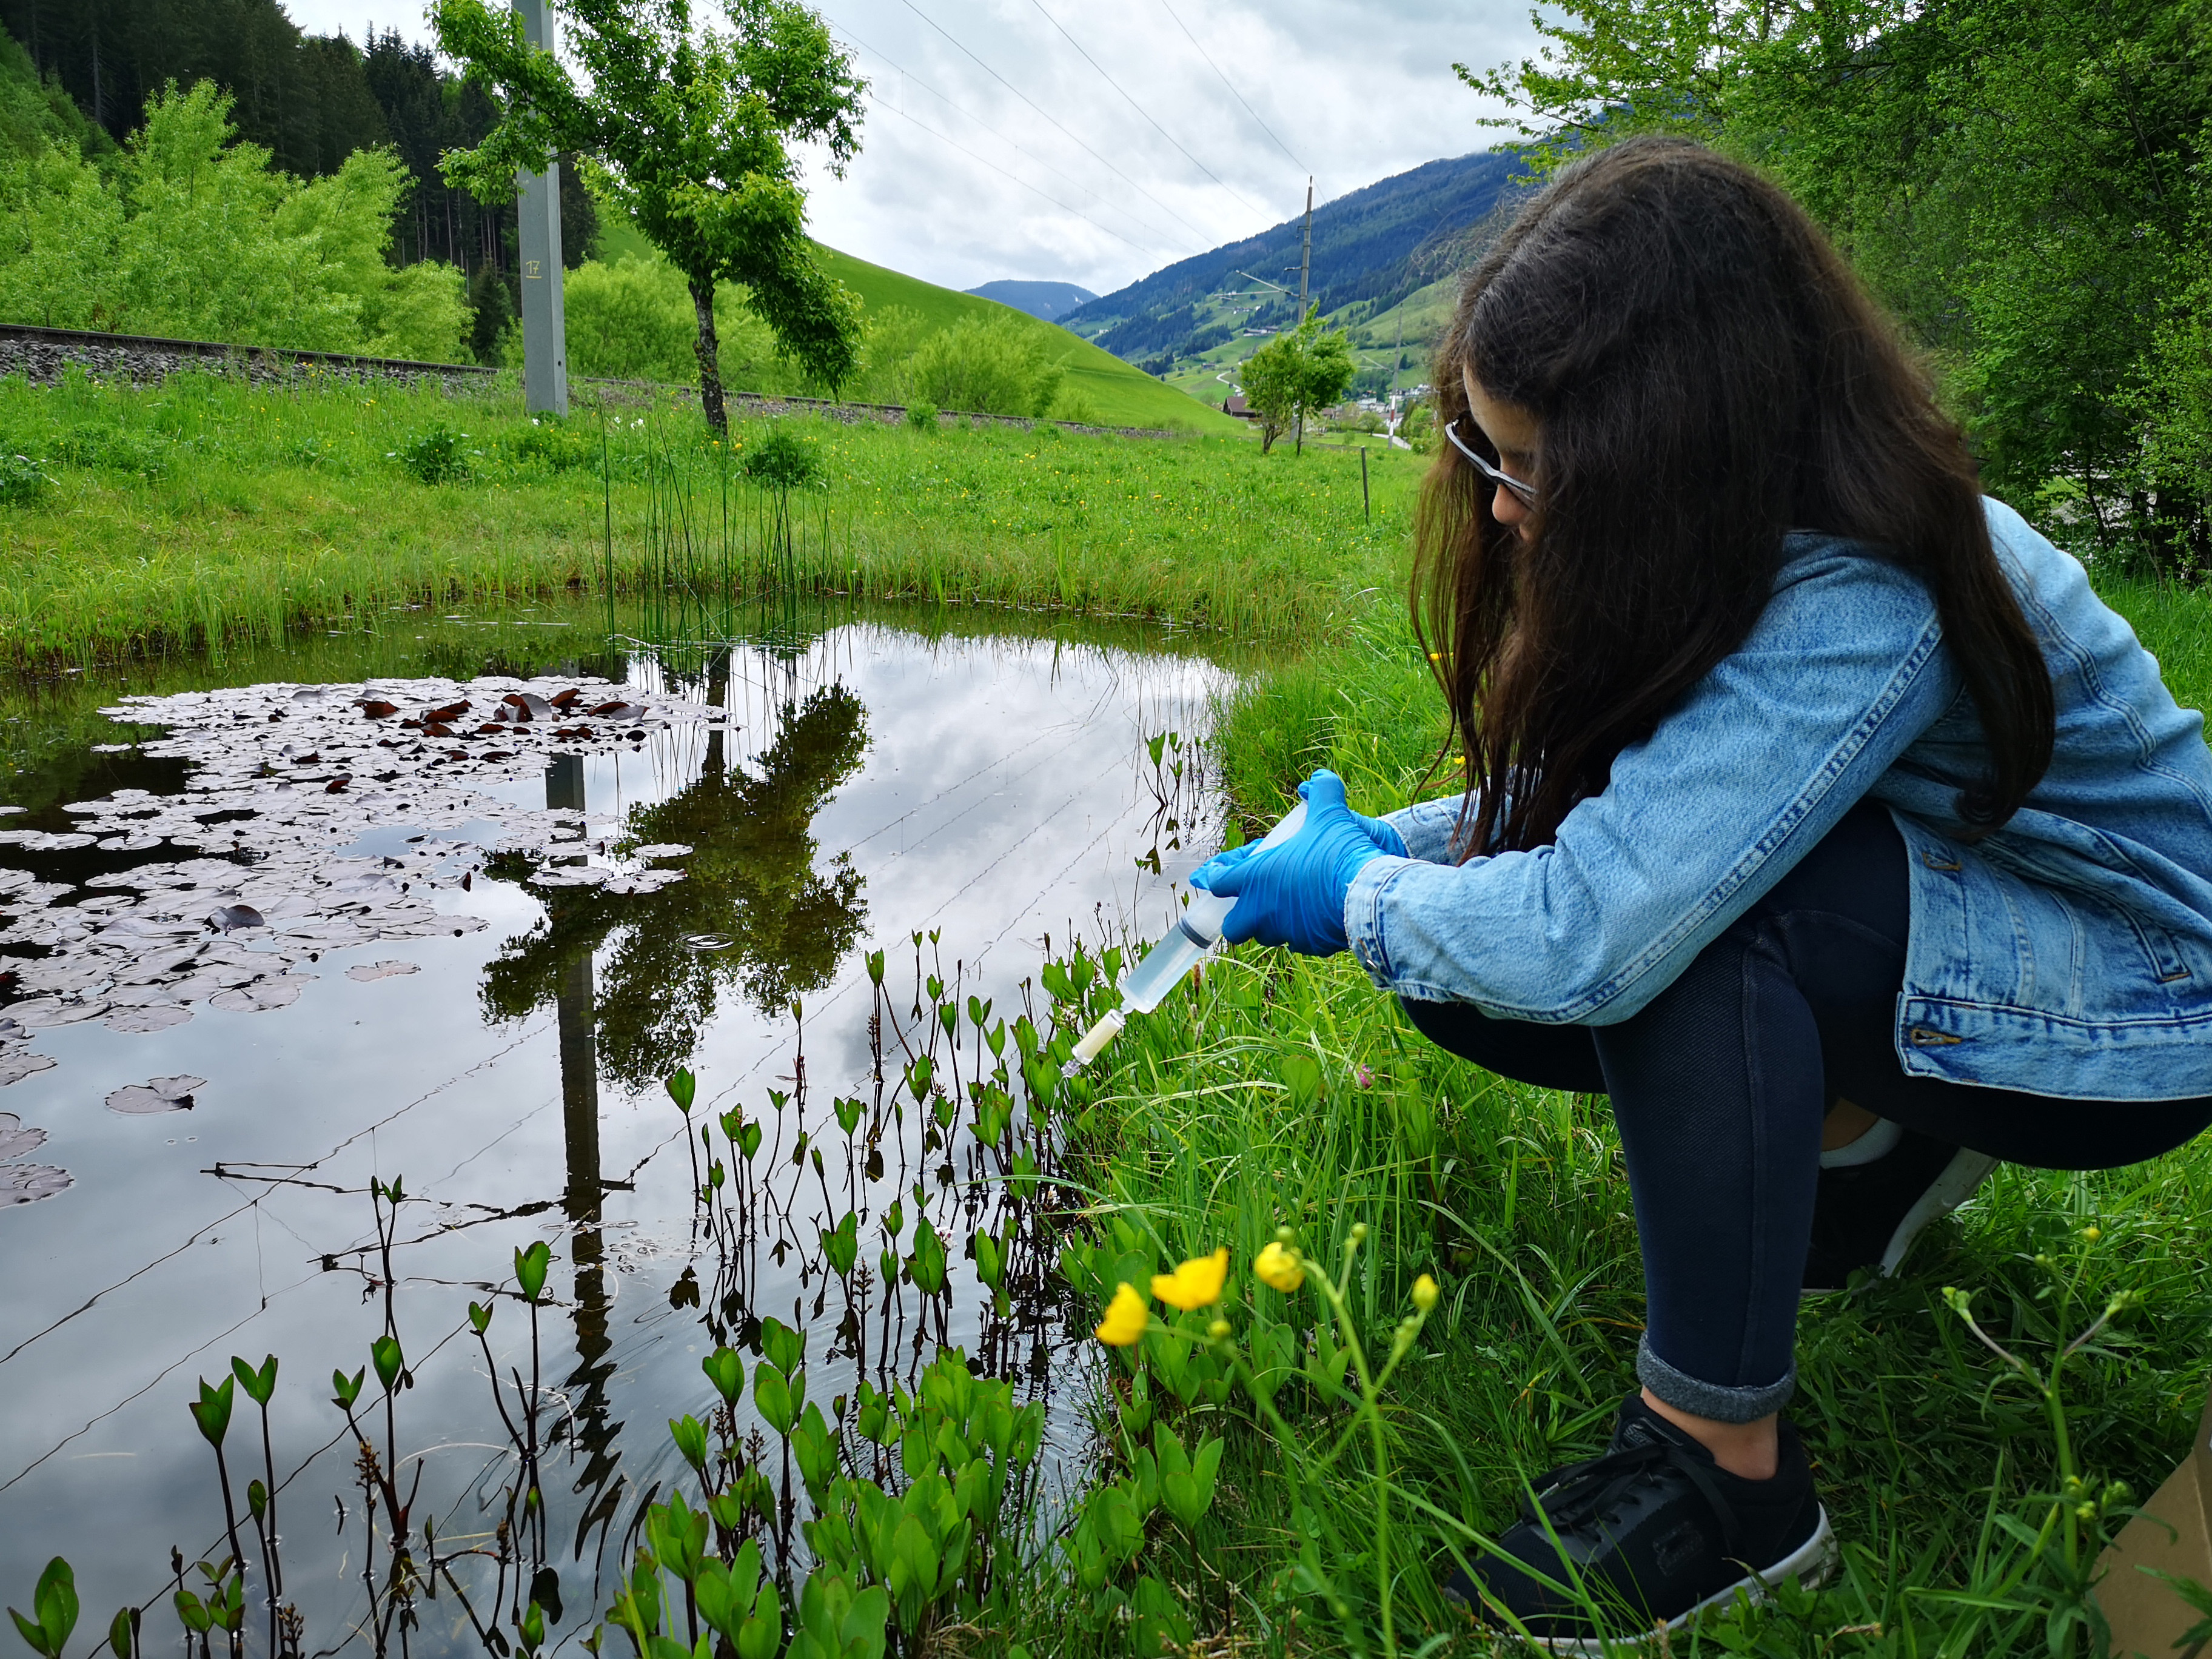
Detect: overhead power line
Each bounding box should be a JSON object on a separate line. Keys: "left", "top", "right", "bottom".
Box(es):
{"left": 1155, "top": 0, "right": 1308, "bottom": 175}
{"left": 863, "top": 95, "right": 1157, "bottom": 256}
{"left": 894, "top": 0, "right": 1215, "bottom": 247}
{"left": 836, "top": 24, "right": 1191, "bottom": 253}
{"left": 1026, "top": 0, "right": 1271, "bottom": 221}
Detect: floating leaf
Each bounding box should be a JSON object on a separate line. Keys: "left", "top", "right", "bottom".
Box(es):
{"left": 343, "top": 961, "right": 419, "bottom": 982}
{"left": 207, "top": 977, "right": 309, "bottom": 1013}
{"left": 106, "top": 1075, "right": 203, "bottom": 1114}
{"left": 105, "top": 1006, "right": 192, "bottom": 1035}
{"left": 0, "top": 1054, "right": 55, "bottom": 1088}
{"left": 206, "top": 905, "right": 266, "bottom": 933}
{"left": 0, "top": 1113, "right": 47, "bottom": 1161}
{"left": 0, "top": 1164, "right": 69, "bottom": 1205}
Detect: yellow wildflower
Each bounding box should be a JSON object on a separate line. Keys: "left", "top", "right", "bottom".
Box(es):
{"left": 1095, "top": 1282, "right": 1148, "bottom": 1346}
{"left": 1412, "top": 1273, "right": 1439, "bottom": 1312}
{"left": 1151, "top": 1247, "right": 1230, "bottom": 1310}
{"left": 1254, "top": 1241, "right": 1305, "bottom": 1293}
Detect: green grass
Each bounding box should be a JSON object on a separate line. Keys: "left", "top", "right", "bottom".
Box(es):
{"left": 1034, "top": 935, "right": 2212, "bottom": 1655}
{"left": 0, "top": 366, "right": 1420, "bottom": 666}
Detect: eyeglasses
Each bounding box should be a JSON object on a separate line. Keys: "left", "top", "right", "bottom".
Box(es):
{"left": 1443, "top": 415, "right": 1538, "bottom": 507}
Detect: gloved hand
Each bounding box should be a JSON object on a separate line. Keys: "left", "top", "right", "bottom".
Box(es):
{"left": 1188, "top": 770, "right": 1397, "bottom": 954}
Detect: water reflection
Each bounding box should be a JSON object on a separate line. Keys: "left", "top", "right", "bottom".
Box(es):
{"left": 0, "top": 600, "right": 1244, "bottom": 1647}
{"left": 483, "top": 677, "right": 870, "bottom": 1091}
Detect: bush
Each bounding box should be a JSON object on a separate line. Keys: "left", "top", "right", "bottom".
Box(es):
{"left": 903, "top": 400, "right": 937, "bottom": 432}
{"left": 503, "top": 418, "right": 592, "bottom": 473}
{"left": 560, "top": 254, "right": 789, "bottom": 392}
{"left": 392, "top": 423, "right": 471, "bottom": 484}
{"left": 1051, "top": 389, "right": 1101, "bottom": 426}
{"left": 905, "top": 315, "right": 1066, "bottom": 418}
{"left": 0, "top": 451, "right": 49, "bottom": 505}
{"left": 737, "top": 421, "right": 825, "bottom": 492}
{"left": 561, "top": 254, "right": 692, "bottom": 381}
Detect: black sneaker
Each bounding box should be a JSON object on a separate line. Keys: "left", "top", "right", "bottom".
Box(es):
{"left": 1443, "top": 1392, "right": 1832, "bottom": 1651}
{"left": 1803, "top": 1128, "right": 1997, "bottom": 1293}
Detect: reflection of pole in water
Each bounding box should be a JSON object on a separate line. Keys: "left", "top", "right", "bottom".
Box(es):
{"left": 545, "top": 755, "right": 623, "bottom": 1558}
{"left": 705, "top": 648, "right": 730, "bottom": 779}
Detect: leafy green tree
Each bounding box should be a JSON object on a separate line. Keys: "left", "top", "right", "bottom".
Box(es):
{"left": 434, "top": 0, "right": 868, "bottom": 430}
{"left": 1242, "top": 308, "right": 1356, "bottom": 455}
{"left": 0, "top": 79, "right": 469, "bottom": 359}
{"left": 1458, "top": 0, "right": 2212, "bottom": 573}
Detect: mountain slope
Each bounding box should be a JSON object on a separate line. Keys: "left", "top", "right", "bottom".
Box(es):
{"left": 1062, "top": 150, "right": 1524, "bottom": 372}
{"left": 813, "top": 248, "right": 1236, "bottom": 431}
{"left": 965, "top": 280, "right": 1098, "bottom": 322}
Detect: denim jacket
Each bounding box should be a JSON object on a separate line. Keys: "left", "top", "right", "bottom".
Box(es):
{"left": 1352, "top": 500, "right": 2212, "bottom": 1102}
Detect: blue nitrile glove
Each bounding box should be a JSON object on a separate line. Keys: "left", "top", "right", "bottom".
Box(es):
{"left": 1188, "top": 771, "right": 1394, "bottom": 954}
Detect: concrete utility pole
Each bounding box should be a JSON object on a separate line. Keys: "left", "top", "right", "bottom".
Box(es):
{"left": 512, "top": 0, "right": 569, "bottom": 416}
{"left": 1295, "top": 177, "right": 1313, "bottom": 451}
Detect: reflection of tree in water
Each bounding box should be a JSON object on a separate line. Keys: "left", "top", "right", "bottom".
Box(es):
{"left": 481, "top": 680, "right": 870, "bottom": 1090}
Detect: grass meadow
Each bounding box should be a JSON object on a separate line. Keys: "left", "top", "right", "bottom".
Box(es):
{"left": 7, "top": 360, "right": 2212, "bottom": 1656}
{"left": 0, "top": 367, "right": 1406, "bottom": 666}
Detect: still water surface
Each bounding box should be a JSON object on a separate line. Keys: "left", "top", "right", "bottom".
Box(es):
{"left": 0, "top": 600, "right": 1242, "bottom": 1645}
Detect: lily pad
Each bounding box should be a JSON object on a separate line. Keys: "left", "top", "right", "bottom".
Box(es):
{"left": 344, "top": 960, "right": 420, "bottom": 982}
{"left": 0, "top": 1113, "right": 47, "bottom": 1159}
{"left": 107, "top": 1006, "right": 192, "bottom": 1034}
{"left": 629, "top": 843, "right": 693, "bottom": 859}
{"left": 13, "top": 998, "right": 108, "bottom": 1027}
{"left": 107, "top": 1074, "right": 203, "bottom": 1113}
{"left": 207, "top": 904, "right": 267, "bottom": 931}
{"left": 0, "top": 1164, "right": 70, "bottom": 1205}
{"left": 0, "top": 1054, "right": 55, "bottom": 1087}
{"left": 209, "top": 976, "right": 311, "bottom": 1012}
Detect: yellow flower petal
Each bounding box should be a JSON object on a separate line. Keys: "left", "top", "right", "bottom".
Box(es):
{"left": 1254, "top": 1241, "right": 1306, "bottom": 1293}
{"left": 1412, "top": 1273, "right": 1439, "bottom": 1312}
{"left": 1151, "top": 1247, "right": 1230, "bottom": 1311}
{"left": 1095, "top": 1281, "right": 1149, "bottom": 1346}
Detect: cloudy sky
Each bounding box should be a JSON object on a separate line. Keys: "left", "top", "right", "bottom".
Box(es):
{"left": 286, "top": 1, "right": 1535, "bottom": 298}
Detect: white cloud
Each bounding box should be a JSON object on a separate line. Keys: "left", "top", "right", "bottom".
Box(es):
{"left": 280, "top": 0, "right": 1536, "bottom": 297}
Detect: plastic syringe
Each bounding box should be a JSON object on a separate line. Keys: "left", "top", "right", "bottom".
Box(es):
{"left": 1061, "top": 799, "right": 1309, "bottom": 1076}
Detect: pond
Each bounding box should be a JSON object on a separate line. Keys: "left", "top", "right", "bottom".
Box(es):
{"left": 0, "top": 598, "right": 1245, "bottom": 1652}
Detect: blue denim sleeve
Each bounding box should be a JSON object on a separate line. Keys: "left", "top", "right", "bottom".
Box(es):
{"left": 1343, "top": 545, "right": 1963, "bottom": 1024}
{"left": 1381, "top": 794, "right": 1474, "bottom": 863}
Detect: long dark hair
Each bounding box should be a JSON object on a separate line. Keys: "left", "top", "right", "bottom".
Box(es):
{"left": 1415, "top": 136, "right": 2053, "bottom": 854}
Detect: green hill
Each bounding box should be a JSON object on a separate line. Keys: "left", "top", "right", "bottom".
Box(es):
{"left": 589, "top": 214, "right": 1234, "bottom": 431}
{"left": 812, "top": 247, "right": 1236, "bottom": 432}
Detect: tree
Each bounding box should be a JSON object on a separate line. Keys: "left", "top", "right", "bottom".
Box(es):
{"left": 1241, "top": 307, "right": 1356, "bottom": 455}
{"left": 1456, "top": 0, "right": 2212, "bottom": 574}
{"left": 0, "top": 79, "right": 470, "bottom": 359}
{"left": 434, "top": 0, "right": 867, "bottom": 430}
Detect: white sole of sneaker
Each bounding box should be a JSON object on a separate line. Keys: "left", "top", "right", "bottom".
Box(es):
{"left": 1878, "top": 1148, "right": 1999, "bottom": 1275}
{"left": 1535, "top": 1506, "right": 1837, "bottom": 1654}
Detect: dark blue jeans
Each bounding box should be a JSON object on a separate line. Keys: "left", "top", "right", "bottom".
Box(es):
{"left": 1403, "top": 802, "right": 2212, "bottom": 1423}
